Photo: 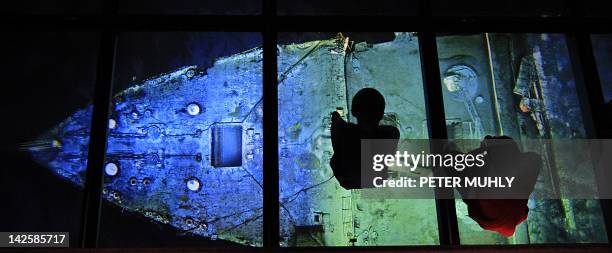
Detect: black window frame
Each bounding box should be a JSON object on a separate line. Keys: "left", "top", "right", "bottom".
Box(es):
{"left": 4, "top": 0, "right": 611, "bottom": 248}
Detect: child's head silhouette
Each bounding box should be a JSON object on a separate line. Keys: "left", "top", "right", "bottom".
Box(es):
{"left": 351, "top": 88, "right": 385, "bottom": 124}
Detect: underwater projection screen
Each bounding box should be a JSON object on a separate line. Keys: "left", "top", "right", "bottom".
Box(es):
{"left": 29, "top": 32, "right": 265, "bottom": 246}
{"left": 277, "top": 32, "right": 439, "bottom": 246}
{"left": 436, "top": 33, "right": 608, "bottom": 244}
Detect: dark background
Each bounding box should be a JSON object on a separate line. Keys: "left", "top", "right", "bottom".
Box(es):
{"left": 0, "top": 32, "right": 99, "bottom": 247}
{"left": 4, "top": 0, "right": 608, "bottom": 17}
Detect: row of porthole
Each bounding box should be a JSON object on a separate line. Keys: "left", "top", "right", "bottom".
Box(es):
{"left": 105, "top": 162, "right": 202, "bottom": 192}
{"left": 129, "top": 177, "right": 151, "bottom": 186}
{"left": 107, "top": 102, "right": 202, "bottom": 130}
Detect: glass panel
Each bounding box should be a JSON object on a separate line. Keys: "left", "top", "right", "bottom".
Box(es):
{"left": 118, "top": 0, "right": 262, "bottom": 15}
{"left": 98, "top": 32, "right": 263, "bottom": 247}
{"left": 432, "top": 0, "right": 568, "bottom": 17}
{"left": 0, "top": 32, "right": 99, "bottom": 247}
{"left": 436, "top": 33, "right": 608, "bottom": 244}
{"left": 277, "top": 0, "right": 418, "bottom": 16}
{"left": 591, "top": 34, "right": 612, "bottom": 103}
{"left": 278, "top": 32, "right": 438, "bottom": 246}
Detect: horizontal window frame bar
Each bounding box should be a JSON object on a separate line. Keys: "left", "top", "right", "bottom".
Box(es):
{"left": 2, "top": 15, "right": 612, "bottom": 32}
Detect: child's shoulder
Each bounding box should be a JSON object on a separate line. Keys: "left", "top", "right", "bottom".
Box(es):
{"left": 377, "top": 125, "right": 400, "bottom": 139}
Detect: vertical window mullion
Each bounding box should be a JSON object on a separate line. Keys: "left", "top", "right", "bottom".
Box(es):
{"left": 417, "top": 0, "right": 461, "bottom": 246}
{"left": 418, "top": 31, "right": 461, "bottom": 246}
{"left": 262, "top": 0, "right": 280, "bottom": 248}
{"left": 79, "top": 30, "right": 117, "bottom": 248}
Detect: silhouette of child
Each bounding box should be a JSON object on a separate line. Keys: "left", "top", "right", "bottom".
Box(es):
{"left": 447, "top": 136, "right": 542, "bottom": 236}
{"left": 330, "top": 88, "right": 400, "bottom": 189}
